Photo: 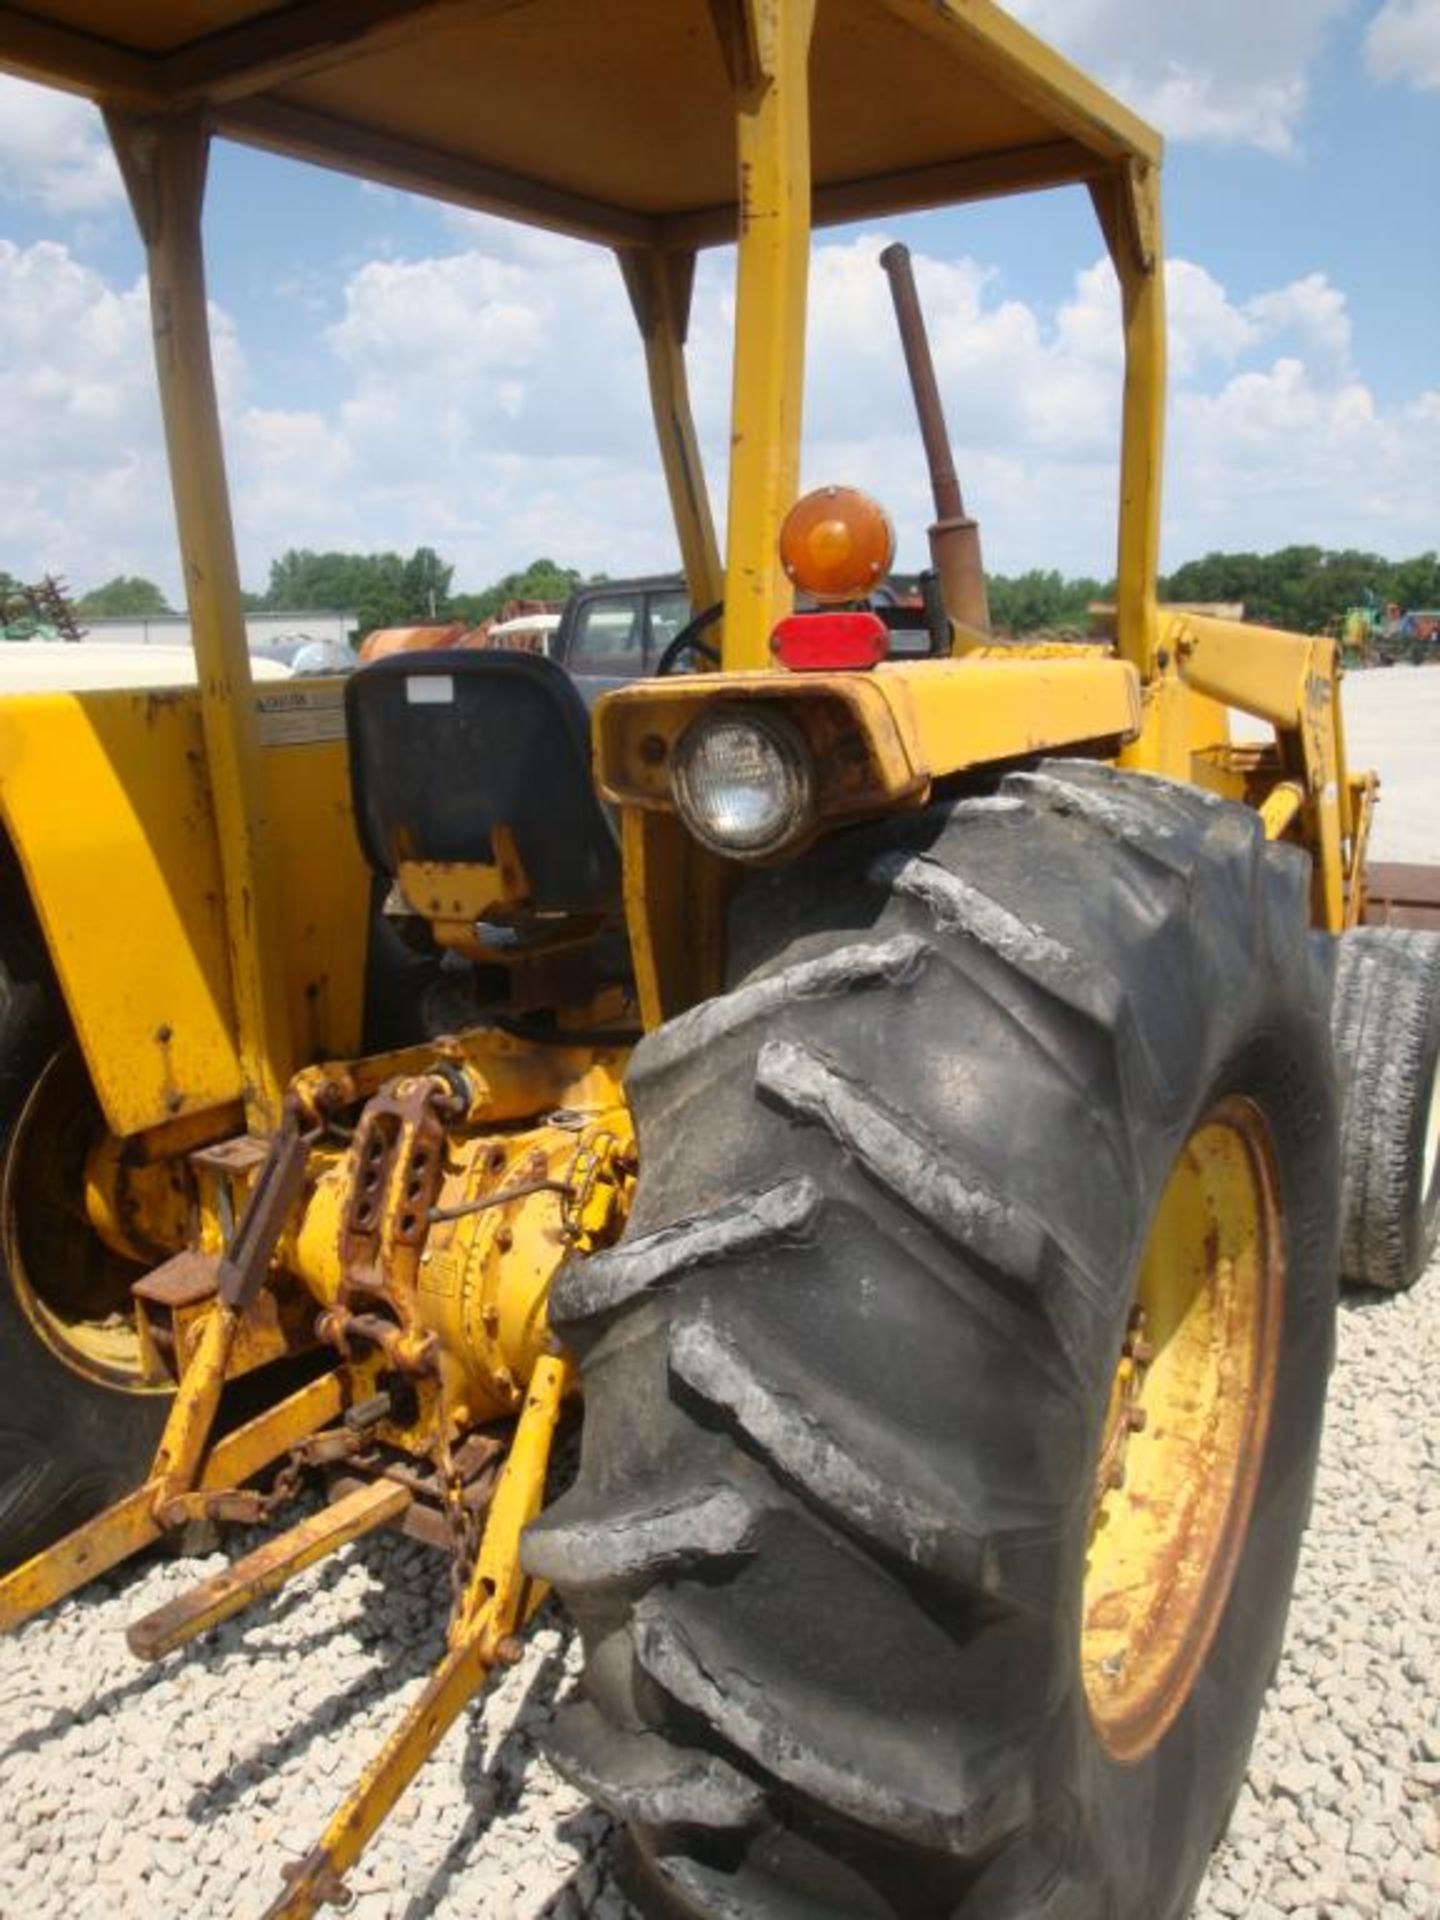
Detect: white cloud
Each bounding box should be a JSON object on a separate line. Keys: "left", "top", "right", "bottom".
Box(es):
{"left": 785, "top": 239, "right": 1413, "bottom": 574}
{"left": 0, "top": 239, "right": 254, "bottom": 595}
{"left": 1, "top": 228, "right": 1435, "bottom": 605}
{"left": 1172, "top": 366, "right": 1435, "bottom": 553}
{"left": 1246, "top": 273, "right": 1353, "bottom": 371}
{"left": 0, "top": 241, "right": 168, "bottom": 588}
{"left": 1005, "top": 0, "right": 1353, "bottom": 151}
{"left": 0, "top": 76, "right": 121, "bottom": 214}
{"left": 1366, "top": 0, "right": 1440, "bottom": 87}
{"left": 302, "top": 237, "right": 679, "bottom": 582}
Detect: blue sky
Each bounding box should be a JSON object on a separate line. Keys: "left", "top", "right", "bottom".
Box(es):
{"left": 1, "top": 0, "right": 1436, "bottom": 600}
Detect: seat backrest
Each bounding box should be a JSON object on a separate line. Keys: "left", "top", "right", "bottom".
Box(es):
{"left": 345, "top": 649, "right": 620, "bottom": 914}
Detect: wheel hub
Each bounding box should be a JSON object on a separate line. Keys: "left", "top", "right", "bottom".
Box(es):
{"left": 1083, "top": 1096, "right": 1285, "bottom": 1762}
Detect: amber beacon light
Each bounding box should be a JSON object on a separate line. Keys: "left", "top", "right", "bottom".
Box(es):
{"left": 779, "top": 486, "right": 896, "bottom": 603}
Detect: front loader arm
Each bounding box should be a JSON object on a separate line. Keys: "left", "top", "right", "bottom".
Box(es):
{"left": 1165, "top": 609, "right": 1365, "bottom": 930}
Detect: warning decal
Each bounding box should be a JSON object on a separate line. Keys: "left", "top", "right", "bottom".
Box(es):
{"left": 255, "top": 684, "right": 347, "bottom": 748}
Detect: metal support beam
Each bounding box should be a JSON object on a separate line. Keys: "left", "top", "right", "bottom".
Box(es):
{"left": 162, "top": 0, "right": 480, "bottom": 106}
{"left": 1092, "top": 160, "right": 1165, "bottom": 684}
{"left": 106, "top": 109, "right": 295, "bottom": 1128}
{"left": 259, "top": 1354, "right": 574, "bottom": 1920}
{"left": 721, "top": 0, "right": 817, "bottom": 671}
{"left": 0, "top": 1350, "right": 346, "bottom": 1633}
{"left": 128, "top": 1477, "right": 410, "bottom": 1661}
{"left": 0, "top": 1482, "right": 160, "bottom": 1631}
{"left": 0, "top": 0, "right": 507, "bottom": 110}
{"left": 0, "top": 6, "right": 159, "bottom": 103}
{"left": 1169, "top": 610, "right": 1348, "bottom": 929}
{"left": 618, "top": 248, "right": 723, "bottom": 613}
{"left": 704, "top": 0, "right": 762, "bottom": 97}
{"left": 217, "top": 94, "right": 655, "bottom": 249}
{"left": 661, "top": 137, "right": 1107, "bottom": 252}
{"left": 879, "top": 0, "right": 1162, "bottom": 166}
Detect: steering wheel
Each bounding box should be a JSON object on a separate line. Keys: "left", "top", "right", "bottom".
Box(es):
{"left": 655, "top": 601, "right": 724, "bottom": 676}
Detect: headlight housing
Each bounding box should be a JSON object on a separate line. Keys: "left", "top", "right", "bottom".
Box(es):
{"left": 671, "top": 705, "right": 817, "bottom": 858}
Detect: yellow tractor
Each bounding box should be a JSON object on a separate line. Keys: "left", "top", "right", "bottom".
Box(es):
{"left": 2, "top": 5, "right": 1438, "bottom": 1918}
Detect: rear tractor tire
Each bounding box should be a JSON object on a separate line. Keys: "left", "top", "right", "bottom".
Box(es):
{"left": 1332, "top": 926, "right": 1440, "bottom": 1291}
{"left": 527, "top": 761, "right": 1339, "bottom": 1920}
{"left": 0, "top": 879, "right": 170, "bottom": 1572}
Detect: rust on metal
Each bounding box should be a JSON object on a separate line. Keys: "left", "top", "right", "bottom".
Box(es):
{"left": 200, "top": 1366, "right": 349, "bottom": 1490}
{"left": 189, "top": 1133, "right": 271, "bottom": 1177}
{"left": 328, "top": 1429, "right": 506, "bottom": 1551}
{"left": 428, "top": 1174, "right": 574, "bottom": 1224}
{"left": 262, "top": 1632, "right": 497, "bottom": 1920}
{"left": 0, "top": 1483, "right": 161, "bottom": 1631}
{"left": 131, "top": 1248, "right": 221, "bottom": 1308}
{"left": 255, "top": 1354, "right": 573, "bottom": 1918}
{"left": 878, "top": 240, "right": 990, "bottom": 636}
{"left": 338, "top": 1074, "right": 451, "bottom": 1313}
{"left": 317, "top": 1305, "right": 439, "bottom": 1376}
{"left": 1092, "top": 1305, "right": 1154, "bottom": 1501}
{"left": 154, "top": 1487, "right": 268, "bottom": 1529}
{"left": 1363, "top": 862, "right": 1440, "bottom": 931}
{"left": 274, "top": 1848, "right": 353, "bottom": 1916}
{"left": 128, "top": 1475, "right": 410, "bottom": 1662}
{"left": 293, "top": 1426, "right": 367, "bottom": 1469}
{"left": 217, "top": 1102, "right": 312, "bottom": 1309}
{"left": 1083, "top": 1098, "right": 1284, "bottom": 1763}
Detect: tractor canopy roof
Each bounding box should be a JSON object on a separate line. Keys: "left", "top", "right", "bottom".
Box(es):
{"left": 0, "top": 0, "right": 1161, "bottom": 245}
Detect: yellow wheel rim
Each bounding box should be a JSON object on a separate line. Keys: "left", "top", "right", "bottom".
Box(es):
{"left": 2, "top": 1048, "right": 166, "bottom": 1391}
{"left": 1083, "top": 1096, "right": 1284, "bottom": 1763}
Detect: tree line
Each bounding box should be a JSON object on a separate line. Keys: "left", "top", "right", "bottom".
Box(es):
{"left": 45, "top": 544, "right": 1440, "bottom": 640}
{"left": 62, "top": 551, "right": 593, "bottom": 636}
{"left": 986, "top": 548, "right": 1440, "bottom": 636}
{"left": 248, "top": 548, "right": 596, "bottom": 634}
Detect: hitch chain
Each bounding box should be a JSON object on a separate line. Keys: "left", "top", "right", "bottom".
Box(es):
{"left": 433, "top": 1423, "right": 482, "bottom": 1617}
{"left": 207, "top": 1389, "right": 396, "bottom": 1532}
{"left": 257, "top": 1425, "right": 373, "bottom": 1522}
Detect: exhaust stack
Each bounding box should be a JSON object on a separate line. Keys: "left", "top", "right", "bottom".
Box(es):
{"left": 879, "top": 242, "right": 990, "bottom": 637}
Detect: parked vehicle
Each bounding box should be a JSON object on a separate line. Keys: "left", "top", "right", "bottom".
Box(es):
{"left": 1342, "top": 599, "right": 1440, "bottom": 666}
{"left": 0, "top": 640, "right": 290, "bottom": 691}
{"left": 550, "top": 574, "right": 938, "bottom": 692}
{"left": 469, "top": 609, "right": 562, "bottom": 655}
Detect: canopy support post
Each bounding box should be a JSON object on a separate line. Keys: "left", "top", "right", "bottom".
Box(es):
{"left": 718, "top": 0, "right": 816, "bottom": 670}
{"left": 618, "top": 248, "right": 723, "bottom": 614}
{"left": 1091, "top": 159, "right": 1165, "bottom": 683}
{"left": 107, "top": 108, "right": 294, "bottom": 1129}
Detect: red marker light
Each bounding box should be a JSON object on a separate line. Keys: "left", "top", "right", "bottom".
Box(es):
{"left": 771, "top": 611, "right": 889, "bottom": 672}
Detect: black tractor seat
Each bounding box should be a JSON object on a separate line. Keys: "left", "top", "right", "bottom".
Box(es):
{"left": 345, "top": 648, "right": 620, "bottom": 919}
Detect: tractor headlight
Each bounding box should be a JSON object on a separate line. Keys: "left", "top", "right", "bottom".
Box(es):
{"left": 671, "top": 706, "right": 816, "bottom": 858}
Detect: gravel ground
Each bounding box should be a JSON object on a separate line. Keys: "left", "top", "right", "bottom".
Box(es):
{"left": 1338, "top": 667, "right": 1440, "bottom": 866}
{"left": 1, "top": 669, "right": 1437, "bottom": 1920}
{"left": 1193, "top": 1272, "right": 1440, "bottom": 1920}
{"left": 1, "top": 1269, "right": 1434, "bottom": 1920}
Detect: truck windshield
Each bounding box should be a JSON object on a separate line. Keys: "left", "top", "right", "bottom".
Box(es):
{"left": 648, "top": 590, "right": 694, "bottom": 660}
{"left": 568, "top": 595, "right": 645, "bottom": 675}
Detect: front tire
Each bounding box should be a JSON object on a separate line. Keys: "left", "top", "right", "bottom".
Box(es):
{"left": 528, "top": 763, "right": 1338, "bottom": 1920}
